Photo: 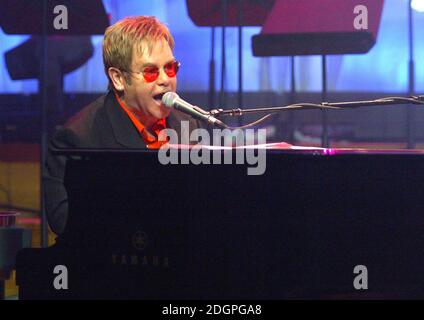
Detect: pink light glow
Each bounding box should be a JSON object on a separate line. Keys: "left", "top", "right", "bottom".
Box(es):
{"left": 323, "top": 148, "right": 336, "bottom": 155}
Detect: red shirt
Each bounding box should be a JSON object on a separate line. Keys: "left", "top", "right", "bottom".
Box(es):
{"left": 115, "top": 93, "right": 168, "bottom": 149}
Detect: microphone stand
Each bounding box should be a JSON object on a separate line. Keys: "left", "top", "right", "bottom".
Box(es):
{"left": 209, "top": 96, "right": 424, "bottom": 118}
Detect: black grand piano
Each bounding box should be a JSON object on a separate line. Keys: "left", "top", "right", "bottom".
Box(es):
{"left": 15, "top": 147, "right": 424, "bottom": 299}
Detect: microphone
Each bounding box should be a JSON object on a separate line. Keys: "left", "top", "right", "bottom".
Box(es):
{"left": 162, "top": 92, "right": 227, "bottom": 129}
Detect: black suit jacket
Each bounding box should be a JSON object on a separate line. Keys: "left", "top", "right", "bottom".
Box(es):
{"left": 44, "top": 91, "right": 202, "bottom": 234}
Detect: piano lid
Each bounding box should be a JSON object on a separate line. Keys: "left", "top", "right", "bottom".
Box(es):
{"left": 50, "top": 143, "right": 424, "bottom": 157}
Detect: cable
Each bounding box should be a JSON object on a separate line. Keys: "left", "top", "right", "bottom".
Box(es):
{"left": 212, "top": 95, "right": 424, "bottom": 130}
{"left": 228, "top": 114, "right": 276, "bottom": 130}
{"left": 376, "top": 96, "right": 424, "bottom": 104}
{"left": 217, "top": 103, "right": 343, "bottom": 129}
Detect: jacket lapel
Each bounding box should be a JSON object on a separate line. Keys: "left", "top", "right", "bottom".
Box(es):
{"left": 104, "top": 91, "right": 200, "bottom": 148}
{"left": 104, "top": 91, "right": 147, "bottom": 149}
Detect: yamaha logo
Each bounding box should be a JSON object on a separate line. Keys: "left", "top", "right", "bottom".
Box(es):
{"left": 132, "top": 231, "right": 148, "bottom": 251}
{"left": 111, "top": 230, "right": 169, "bottom": 268}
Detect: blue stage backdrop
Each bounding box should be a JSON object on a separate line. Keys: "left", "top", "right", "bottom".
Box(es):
{"left": 0, "top": 0, "right": 423, "bottom": 94}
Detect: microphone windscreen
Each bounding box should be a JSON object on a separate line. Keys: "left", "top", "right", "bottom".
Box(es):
{"left": 162, "top": 92, "right": 179, "bottom": 109}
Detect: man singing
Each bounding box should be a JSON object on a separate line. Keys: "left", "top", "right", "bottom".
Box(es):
{"left": 44, "top": 16, "right": 201, "bottom": 234}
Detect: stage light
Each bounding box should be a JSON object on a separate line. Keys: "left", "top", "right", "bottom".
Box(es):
{"left": 411, "top": 0, "right": 424, "bottom": 12}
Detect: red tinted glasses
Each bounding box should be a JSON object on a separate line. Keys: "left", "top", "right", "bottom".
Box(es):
{"left": 132, "top": 60, "right": 181, "bottom": 83}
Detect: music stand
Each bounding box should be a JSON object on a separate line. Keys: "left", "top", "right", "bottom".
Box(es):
{"left": 251, "top": 0, "right": 384, "bottom": 147}
{"left": 0, "top": 0, "right": 109, "bottom": 248}
{"left": 186, "top": 0, "right": 273, "bottom": 126}
{"left": 252, "top": 0, "right": 383, "bottom": 56}
{"left": 0, "top": 0, "right": 108, "bottom": 35}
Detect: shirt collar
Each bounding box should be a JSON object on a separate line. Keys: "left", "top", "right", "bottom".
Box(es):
{"left": 114, "top": 92, "right": 167, "bottom": 148}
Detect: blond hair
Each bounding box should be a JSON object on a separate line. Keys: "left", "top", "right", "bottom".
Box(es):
{"left": 102, "top": 16, "right": 175, "bottom": 88}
